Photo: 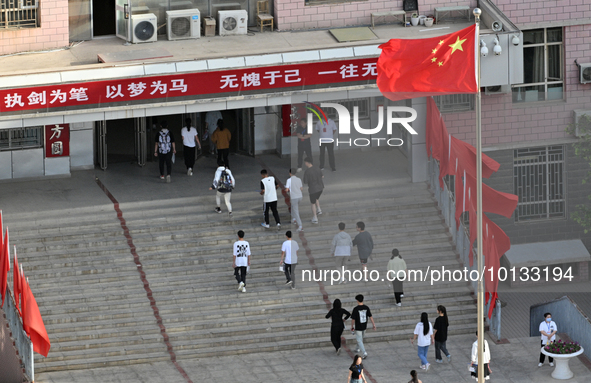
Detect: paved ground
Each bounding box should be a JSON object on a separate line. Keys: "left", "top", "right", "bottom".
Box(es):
{"left": 35, "top": 334, "right": 591, "bottom": 383}
{"left": 2, "top": 149, "right": 591, "bottom": 382}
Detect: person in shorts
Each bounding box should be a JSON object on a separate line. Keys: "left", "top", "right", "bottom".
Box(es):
{"left": 303, "top": 157, "right": 324, "bottom": 224}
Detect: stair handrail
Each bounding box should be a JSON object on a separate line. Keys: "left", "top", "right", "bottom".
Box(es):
{"left": 427, "top": 158, "right": 502, "bottom": 341}
{"left": 2, "top": 286, "right": 34, "bottom": 382}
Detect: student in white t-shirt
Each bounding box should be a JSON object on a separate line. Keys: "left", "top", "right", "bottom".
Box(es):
{"left": 539, "top": 312, "right": 557, "bottom": 367}
{"left": 411, "top": 312, "right": 434, "bottom": 371}
{"left": 280, "top": 231, "right": 299, "bottom": 289}
{"left": 232, "top": 230, "right": 250, "bottom": 293}
{"left": 260, "top": 169, "right": 281, "bottom": 229}
{"left": 180, "top": 118, "right": 201, "bottom": 176}
{"left": 315, "top": 118, "right": 337, "bottom": 172}
{"left": 285, "top": 168, "right": 304, "bottom": 232}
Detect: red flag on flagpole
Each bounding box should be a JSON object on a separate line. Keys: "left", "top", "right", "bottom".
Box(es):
{"left": 13, "top": 249, "right": 21, "bottom": 314}
{"left": 22, "top": 278, "right": 51, "bottom": 357}
{"left": 1, "top": 228, "right": 9, "bottom": 306}
{"left": 378, "top": 25, "right": 478, "bottom": 101}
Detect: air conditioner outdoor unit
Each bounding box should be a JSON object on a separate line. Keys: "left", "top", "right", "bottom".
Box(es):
{"left": 131, "top": 13, "right": 157, "bottom": 43}
{"left": 484, "top": 85, "right": 510, "bottom": 95}
{"left": 219, "top": 10, "right": 248, "bottom": 36}
{"left": 578, "top": 63, "right": 591, "bottom": 84}
{"left": 573, "top": 109, "right": 591, "bottom": 137}
{"left": 166, "top": 9, "right": 200, "bottom": 40}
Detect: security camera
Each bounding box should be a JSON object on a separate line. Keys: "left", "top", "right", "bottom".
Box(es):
{"left": 512, "top": 35, "right": 520, "bottom": 46}
{"left": 493, "top": 38, "right": 502, "bottom": 55}
{"left": 480, "top": 40, "right": 488, "bottom": 57}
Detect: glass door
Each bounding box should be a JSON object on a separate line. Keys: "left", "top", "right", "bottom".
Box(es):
{"left": 134, "top": 117, "right": 147, "bottom": 166}
{"left": 97, "top": 120, "right": 108, "bottom": 170}
{"left": 115, "top": 0, "right": 131, "bottom": 41}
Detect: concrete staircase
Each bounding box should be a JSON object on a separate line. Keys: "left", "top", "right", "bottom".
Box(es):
{"left": 6, "top": 176, "right": 477, "bottom": 372}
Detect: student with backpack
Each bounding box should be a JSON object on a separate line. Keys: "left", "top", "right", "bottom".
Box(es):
{"left": 209, "top": 160, "right": 235, "bottom": 216}
{"left": 154, "top": 121, "right": 176, "bottom": 183}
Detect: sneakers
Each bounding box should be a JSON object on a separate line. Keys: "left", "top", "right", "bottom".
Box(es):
{"left": 396, "top": 303, "right": 402, "bottom": 307}
{"left": 320, "top": 167, "right": 324, "bottom": 170}
{"left": 420, "top": 365, "right": 426, "bottom": 370}
{"left": 241, "top": 287, "right": 246, "bottom": 293}
{"left": 447, "top": 354, "right": 452, "bottom": 362}
{"left": 538, "top": 363, "right": 543, "bottom": 367}
{"left": 238, "top": 282, "right": 245, "bottom": 290}
{"left": 317, "top": 209, "right": 323, "bottom": 215}
{"left": 277, "top": 223, "right": 281, "bottom": 228}
{"left": 215, "top": 207, "right": 222, "bottom": 214}
{"left": 261, "top": 223, "right": 270, "bottom": 228}
{"left": 425, "top": 363, "right": 430, "bottom": 371}
{"left": 229, "top": 212, "right": 233, "bottom": 217}
{"left": 436, "top": 359, "right": 443, "bottom": 364}
{"left": 362, "top": 353, "right": 368, "bottom": 359}
{"left": 550, "top": 362, "right": 554, "bottom": 367}
{"left": 311, "top": 218, "right": 318, "bottom": 224}
{"left": 160, "top": 175, "right": 165, "bottom": 181}
{"left": 400, "top": 294, "right": 405, "bottom": 298}
{"left": 297, "top": 226, "right": 303, "bottom": 232}
{"left": 285, "top": 280, "right": 293, "bottom": 285}
{"left": 336, "top": 348, "right": 341, "bottom": 355}
{"left": 166, "top": 175, "right": 171, "bottom": 183}
{"left": 291, "top": 285, "right": 296, "bottom": 290}
{"left": 187, "top": 168, "right": 192, "bottom": 176}
{"left": 292, "top": 219, "right": 297, "bottom": 225}
{"left": 296, "top": 168, "right": 302, "bottom": 173}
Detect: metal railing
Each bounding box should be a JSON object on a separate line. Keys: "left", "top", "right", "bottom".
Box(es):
{"left": 1, "top": 287, "right": 34, "bottom": 381}
{"left": 1, "top": 0, "right": 39, "bottom": 29}
{"left": 428, "top": 158, "right": 502, "bottom": 341}
{"left": 530, "top": 296, "right": 591, "bottom": 361}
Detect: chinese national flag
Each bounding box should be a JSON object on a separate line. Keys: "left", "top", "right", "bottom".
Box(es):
{"left": 377, "top": 25, "right": 477, "bottom": 101}
{"left": 1, "top": 228, "right": 9, "bottom": 307}
{"left": 22, "top": 278, "right": 51, "bottom": 357}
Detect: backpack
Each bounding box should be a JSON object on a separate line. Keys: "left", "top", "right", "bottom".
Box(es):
{"left": 158, "top": 130, "right": 171, "bottom": 154}
{"left": 218, "top": 169, "right": 233, "bottom": 192}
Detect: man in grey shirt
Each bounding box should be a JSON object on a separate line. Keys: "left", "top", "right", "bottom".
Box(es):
{"left": 331, "top": 222, "right": 352, "bottom": 284}
{"left": 303, "top": 157, "right": 324, "bottom": 224}
{"left": 353, "top": 221, "right": 373, "bottom": 271}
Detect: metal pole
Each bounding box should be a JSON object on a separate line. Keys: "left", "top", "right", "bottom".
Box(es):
{"left": 473, "top": 7, "right": 485, "bottom": 383}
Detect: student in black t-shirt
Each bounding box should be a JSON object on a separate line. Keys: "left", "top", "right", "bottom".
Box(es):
{"left": 350, "top": 294, "right": 376, "bottom": 359}
{"left": 433, "top": 305, "right": 451, "bottom": 363}
{"left": 325, "top": 298, "right": 351, "bottom": 355}
{"left": 347, "top": 355, "right": 367, "bottom": 383}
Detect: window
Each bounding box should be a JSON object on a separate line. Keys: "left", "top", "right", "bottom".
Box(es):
{"left": 324, "top": 98, "right": 370, "bottom": 121}
{"left": 0, "top": 127, "right": 43, "bottom": 151}
{"left": 513, "top": 146, "right": 565, "bottom": 221}
{"left": 1, "top": 0, "right": 39, "bottom": 29}
{"left": 512, "top": 28, "right": 563, "bottom": 103}
{"left": 433, "top": 94, "right": 474, "bottom": 113}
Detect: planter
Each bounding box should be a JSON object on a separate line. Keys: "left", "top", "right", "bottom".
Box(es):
{"left": 419, "top": 15, "right": 426, "bottom": 25}
{"left": 541, "top": 347, "right": 585, "bottom": 380}
{"left": 410, "top": 17, "right": 419, "bottom": 26}
{"left": 425, "top": 17, "right": 434, "bottom": 27}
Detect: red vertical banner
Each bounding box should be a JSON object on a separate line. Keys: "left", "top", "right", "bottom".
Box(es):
{"left": 44, "top": 124, "right": 70, "bottom": 157}
{"left": 281, "top": 104, "right": 307, "bottom": 137}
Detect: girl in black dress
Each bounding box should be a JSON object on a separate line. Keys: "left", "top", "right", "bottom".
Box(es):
{"left": 325, "top": 298, "right": 351, "bottom": 355}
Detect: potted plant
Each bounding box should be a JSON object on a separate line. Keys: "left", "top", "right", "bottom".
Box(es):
{"left": 410, "top": 13, "right": 419, "bottom": 26}
{"left": 425, "top": 17, "right": 434, "bottom": 27}
{"left": 540, "top": 340, "right": 584, "bottom": 380}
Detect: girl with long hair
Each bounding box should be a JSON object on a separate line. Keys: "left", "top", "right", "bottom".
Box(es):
{"left": 410, "top": 312, "right": 434, "bottom": 371}
{"left": 433, "top": 305, "right": 451, "bottom": 363}
{"left": 347, "top": 355, "right": 367, "bottom": 383}
{"left": 325, "top": 298, "right": 351, "bottom": 355}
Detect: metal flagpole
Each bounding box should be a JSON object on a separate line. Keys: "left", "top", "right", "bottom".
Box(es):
{"left": 473, "top": 7, "right": 485, "bottom": 383}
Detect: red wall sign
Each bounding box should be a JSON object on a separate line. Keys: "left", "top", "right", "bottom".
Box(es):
{"left": 44, "top": 124, "right": 70, "bottom": 157}
{"left": 0, "top": 58, "right": 378, "bottom": 114}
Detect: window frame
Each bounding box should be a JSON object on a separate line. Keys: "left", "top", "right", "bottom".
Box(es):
{"left": 512, "top": 27, "right": 564, "bottom": 104}
{"left": 513, "top": 145, "right": 566, "bottom": 222}
{"left": 433, "top": 94, "right": 475, "bottom": 113}
{"left": 0, "top": 126, "right": 44, "bottom": 151}
{"left": 1, "top": 0, "right": 39, "bottom": 29}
